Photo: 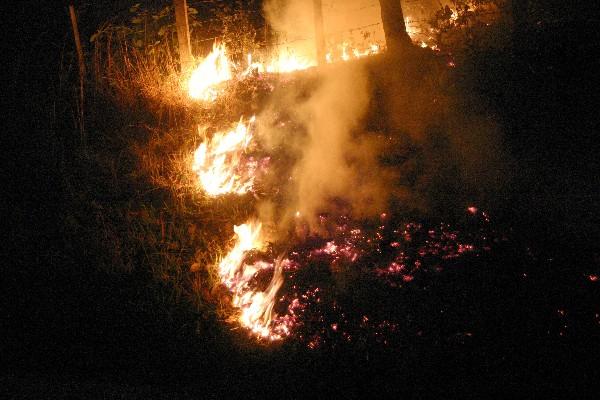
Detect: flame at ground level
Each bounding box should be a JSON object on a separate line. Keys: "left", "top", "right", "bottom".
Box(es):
{"left": 189, "top": 42, "right": 383, "bottom": 101}
{"left": 218, "top": 221, "right": 289, "bottom": 340}
{"left": 188, "top": 43, "right": 232, "bottom": 101}
{"left": 192, "top": 117, "right": 256, "bottom": 196}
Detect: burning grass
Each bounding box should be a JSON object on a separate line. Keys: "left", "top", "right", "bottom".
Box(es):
{"left": 88, "top": 50, "right": 459, "bottom": 344}
{"left": 82, "top": 1, "right": 521, "bottom": 348}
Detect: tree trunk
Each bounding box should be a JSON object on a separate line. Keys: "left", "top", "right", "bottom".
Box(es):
{"left": 313, "top": 0, "right": 326, "bottom": 65}
{"left": 379, "top": 0, "right": 411, "bottom": 55}
{"left": 68, "top": 3, "right": 86, "bottom": 152}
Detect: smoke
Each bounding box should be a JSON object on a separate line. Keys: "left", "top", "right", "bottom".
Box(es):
{"left": 257, "top": 0, "right": 510, "bottom": 231}
{"left": 263, "top": 0, "right": 316, "bottom": 61}
{"left": 291, "top": 65, "right": 379, "bottom": 224}
{"left": 257, "top": 61, "right": 396, "bottom": 232}
{"left": 263, "top": 0, "right": 314, "bottom": 39}
{"left": 373, "top": 46, "right": 512, "bottom": 216}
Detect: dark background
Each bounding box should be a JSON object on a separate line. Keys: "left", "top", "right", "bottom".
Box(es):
{"left": 3, "top": 1, "right": 599, "bottom": 397}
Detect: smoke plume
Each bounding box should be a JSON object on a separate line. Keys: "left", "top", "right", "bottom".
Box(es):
{"left": 258, "top": 0, "right": 510, "bottom": 230}
{"left": 257, "top": 60, "right": 396, "bottom": 232}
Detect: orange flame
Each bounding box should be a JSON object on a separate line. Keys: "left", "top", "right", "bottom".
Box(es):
{"left": 192, "top": 117, "right": 255, "bottom": 196}
{"left": 191, "top": 41, "right": 382, "bottom": 88}
{"left": 218, "top": 221, "right": 286, "bottom": 340}
{"left": 188, "top": 43, "right": 232, "bottom": 101}
{"left": 267, "top": 51, "right": 315, "bottom": 73}
{"left": 325, "top": 42, "right": 380, "bottom": 64}
{"left": 244, "top": 51, "right": 315, "bottom": 75}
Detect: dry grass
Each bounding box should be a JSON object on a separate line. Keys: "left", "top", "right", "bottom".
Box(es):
{"left": 84, "top": 6, "right": 317, "bottom": 338}
{"left": 91, "top": 31, "right": 192, "bottom": 122}
{"left": 86, "top": 27, "right": 270, "bottom": 326}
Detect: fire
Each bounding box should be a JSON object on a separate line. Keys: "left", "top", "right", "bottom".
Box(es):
{"left": 192, "top": 117, "right": 255, "bottom": 196}
{"left": 325, "top": 42, "right": 380, "bottom": 64}
{"left": 218, "top": 221, "right": 287, "bottom": 340}
{"left": 188, "top": 43, "right": 232, "bottom": 101}
{"left": 266, "top": 51, "right": 315, "bottom": 73}
{"left": 192, "top": 41, "right": 382, "bottom": 90}
{"left": 245, "top": 51, "right": 315, "bottom": 75}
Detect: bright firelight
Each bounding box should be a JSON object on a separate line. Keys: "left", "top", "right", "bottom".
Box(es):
{"left": 192, "top": 117, "right": 256, "bottom": 196}
{"left": 188, "top": 43, "right": 232, "bottom": 101}
{"left": 218, "top": 221, "right": 287, "bottom": 340}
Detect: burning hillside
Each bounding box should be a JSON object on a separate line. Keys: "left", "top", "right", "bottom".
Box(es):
{"left": 157, "top": 1, "right": 509, "bottom": 345}
{"left": 87, "top": 0, "right": 514, "bottom": 347}
{"left": 9, "top": 0, "right": 600, "bottom": 396}
{"left": 185, "top": 49, "right": 506, "bottom": 346}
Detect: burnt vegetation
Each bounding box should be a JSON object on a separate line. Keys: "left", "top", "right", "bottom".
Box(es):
{"left": 4, "top": 0, "right": 599, "bottom": 397}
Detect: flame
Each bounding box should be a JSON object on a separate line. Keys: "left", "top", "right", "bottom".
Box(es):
{"left": 243, "top": 51, "right": 315, "bottom": 76}
{"left": 341, "top": 43, "right": 351, "bottom": 61}
{"left": 326, "top": 42, "right": 380, "bottom": 64}
{"left": 189, "top": 43, "right": 232, "bottom": 101}
{"left": 265, "top": 51, "right": 315, "bottom": 74}
{"left": 196, "top": 41, "right": 381, "bottom": 85}
{"left": 218, "top": 221, "right": 286, "bottom": 340}
{"left": 192, "top": 117, "right": 255, "bottom": 196}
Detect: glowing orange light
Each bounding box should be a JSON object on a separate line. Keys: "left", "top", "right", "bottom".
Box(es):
{"left": 192, "top": 117, "right": 255, "bottom": 196}
{"left": 188, "top": 43, "right": 232, "bottom": 101}
{"left": 218, "top": 221, "right": 287, "bottom": 340}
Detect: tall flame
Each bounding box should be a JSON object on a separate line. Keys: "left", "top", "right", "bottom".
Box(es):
{"left": 189, "top": 43, "right": 232, "bottom": 101}
{"left": 219, "top": 221, "right": 286, "bottom": 340}
{"left": 192, "top": 117, "right": 255, "bottom": 196}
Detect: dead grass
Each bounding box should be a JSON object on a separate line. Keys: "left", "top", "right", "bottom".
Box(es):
{"left": 85, "top": 27, "right": 270, "bottom": 328}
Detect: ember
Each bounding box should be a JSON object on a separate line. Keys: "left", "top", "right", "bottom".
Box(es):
{"left": 213, "top": 205, "right": 501, "bottom": 343}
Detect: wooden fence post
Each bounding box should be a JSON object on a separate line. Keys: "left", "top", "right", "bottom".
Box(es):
{"left": 313, "top": 0, "right": 326, "bottom": 65}
{"left": 68, "top": 3, "right": 86, "bottom": 152}
{"left": 173, "top": 0, "right": 194, "bottom": 71}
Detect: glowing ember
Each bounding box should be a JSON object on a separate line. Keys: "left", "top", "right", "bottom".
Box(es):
{"left": 204, "top": 203, "right": 519, "bottom": 347}
{"left": 218, "top": 221, "right": 288, "bottom": 340}
{"left": 188, "top": 43, "right": 232, "bottom": 101}
{"left": 192, "top": 117, "right": 256, "bottom": 196}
